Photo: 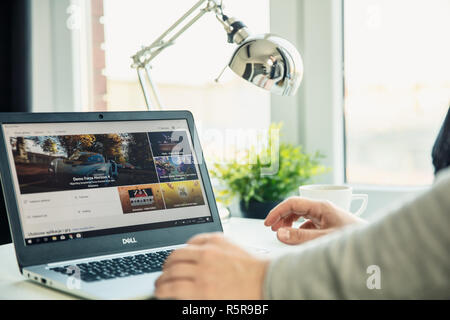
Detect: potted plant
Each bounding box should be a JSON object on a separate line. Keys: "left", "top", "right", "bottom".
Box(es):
{"left": 211, "top": 123, "right": 327, "bottom": 219}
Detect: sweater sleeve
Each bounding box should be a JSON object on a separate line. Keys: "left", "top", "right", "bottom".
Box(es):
{"left": 263, "top": 168, "right": 450, "bottom": 299}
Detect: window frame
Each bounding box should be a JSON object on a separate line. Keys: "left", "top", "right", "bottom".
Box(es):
{"left": 270, "top": 0, "right": 345, "bottom": 185}
{"left": 341, "top": 0, "right": 429, "bottom": 216}
{"left": 32, "top": 0, "right": 93, "bottom": 113}
{"left": 270, "top": 0, "right": 428, "bottom": 217}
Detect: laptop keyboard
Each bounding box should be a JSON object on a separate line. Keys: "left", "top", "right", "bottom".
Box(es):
{"left": 49, "top": 249, "right": 174, "bottom": 282}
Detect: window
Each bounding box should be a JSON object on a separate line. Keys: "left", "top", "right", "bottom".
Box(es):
{"left": 32, "top": 0, "right": 271, "bottom": 162}
{"left": 344, "top": 0, "right": 450, "bottom": 186}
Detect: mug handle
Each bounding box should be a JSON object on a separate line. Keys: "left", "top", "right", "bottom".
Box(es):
{"left": 351, "top": 194, "right": 368, "bottom": 216}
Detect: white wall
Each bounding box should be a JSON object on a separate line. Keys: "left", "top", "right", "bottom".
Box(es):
{"left": 270, "top": 0, "right": 345, "bottom": 184}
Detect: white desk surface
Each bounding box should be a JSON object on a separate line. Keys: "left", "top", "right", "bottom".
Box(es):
{"left": 0, "top": 217, "right": 299, "bottom": 300}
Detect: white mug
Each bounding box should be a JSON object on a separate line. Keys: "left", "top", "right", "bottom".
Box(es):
{"left": 299, "top": 185, "right": 368, "bottom": 216}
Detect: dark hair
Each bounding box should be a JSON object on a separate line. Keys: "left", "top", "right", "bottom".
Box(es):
{"left": 432, "top": 107, "right": 450, "bottom": 175}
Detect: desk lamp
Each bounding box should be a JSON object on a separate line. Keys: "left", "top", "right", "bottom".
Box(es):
{"left": 131, "top": 0, "right": 304, "bottom": 110}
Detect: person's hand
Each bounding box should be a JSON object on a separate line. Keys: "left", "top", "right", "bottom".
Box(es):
{"left": 264, "top": 197, "right": 366, "bottom": 245}
{"left": 155, "top": 233, "right": 269, "bottom": 300}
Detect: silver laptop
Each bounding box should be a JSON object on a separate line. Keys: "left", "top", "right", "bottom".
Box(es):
{"left": 0, "top": 111, "right": 223, "bottom": 299}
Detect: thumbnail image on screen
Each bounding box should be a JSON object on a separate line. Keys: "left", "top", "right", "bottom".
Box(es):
{"left": 118, "top": 184, "right": 165, "bottom": 214}
{"left": 160, "top": 180, "right": 205, "bottom": 209}
{"left": 155, "top": 155, "right": 198, "bottom": 183}
{"left": 9, "top": 133, "right": 158, "bottom": 194}
{"left": 148, "top": 131, "right": 192, "bottom": 157}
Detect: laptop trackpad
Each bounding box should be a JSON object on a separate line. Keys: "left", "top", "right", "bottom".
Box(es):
{"left": 81, "top": 271, "right": 161, "bottom": 300}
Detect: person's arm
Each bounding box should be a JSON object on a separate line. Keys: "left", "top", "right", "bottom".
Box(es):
{"left": 264, "top": 169, "right": 450, "bottom": 299}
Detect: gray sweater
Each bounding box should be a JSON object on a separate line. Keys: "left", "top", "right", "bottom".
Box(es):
{"left": 263, "top": 168, "right": 450, "bottom": 299}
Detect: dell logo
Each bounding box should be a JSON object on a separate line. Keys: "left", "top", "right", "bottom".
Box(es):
{"left": 122, "top": 237, "right": 137, "bottom": 245}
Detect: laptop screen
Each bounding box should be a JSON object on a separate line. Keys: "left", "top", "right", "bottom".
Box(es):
{"left": 2, "top": 119, "right": 213, "bottom": 246}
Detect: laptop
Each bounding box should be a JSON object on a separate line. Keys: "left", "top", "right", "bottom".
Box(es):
{"left": 0, "top": 111, "right": 223, "bottom": 299}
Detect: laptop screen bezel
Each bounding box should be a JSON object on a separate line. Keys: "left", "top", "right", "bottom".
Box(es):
{"left": 0, "top": 111, "right": 223, "bottom": 270}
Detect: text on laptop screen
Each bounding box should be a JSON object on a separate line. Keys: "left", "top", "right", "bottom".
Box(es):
{"left": 2, "top": 120, "right": 213, "bottom": 246}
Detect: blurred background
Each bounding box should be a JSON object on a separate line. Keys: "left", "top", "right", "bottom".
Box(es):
{"left": 31, "top": 0, "right": 450, "bottom": 184}
{"left": 1, "top": 0, "right": 449, "bottom": 248}
{"left": 27, "top": 0, "right": 450, "bottom": 215}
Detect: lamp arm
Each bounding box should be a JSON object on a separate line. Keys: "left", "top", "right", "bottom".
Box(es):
{"left": 132, "top": 0, "right": 226, "bottom": 110}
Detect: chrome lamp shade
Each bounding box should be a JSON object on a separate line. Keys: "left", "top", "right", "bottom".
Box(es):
{"left": 132, "top": 0, "right": 305, "bottom": 110}
{"left": 228, "top": 34, "right": 304, "bottom": 96}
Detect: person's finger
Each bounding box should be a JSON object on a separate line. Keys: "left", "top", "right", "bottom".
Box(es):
{"left": 299, "top": 219, "right": 317, "bottom": 229}
{"left": 264, "top": 197, "right": 326, "bottom": 227}
{"left": 155, "top": 279, "right": 196, "bottom": 300}
{"left": 276, "top": 227, "right": 331, "bottom": 245}
{"left": 270, "top": 214, "right": 299, "bottom": 231}
{"left": 164, "top": 246, "right": 202, "bottom": 268}
{"left": 156, "top": 263, "right": 198, "bottom": 286}
{"left": 270, "top": 218, "right": 286, "bottom": 231}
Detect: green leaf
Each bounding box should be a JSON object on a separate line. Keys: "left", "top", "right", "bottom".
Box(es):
{"left": 210, "top": 122, "right": 329, "bottom": 203}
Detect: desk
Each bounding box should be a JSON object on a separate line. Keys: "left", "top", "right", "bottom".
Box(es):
{"left": 0, "top": 218, "right": 298, "bottom": 300}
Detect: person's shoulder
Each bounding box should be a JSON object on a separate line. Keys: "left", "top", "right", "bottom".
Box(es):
{"left": 434, "top": 167, "right": 450, "bottom": 185}
{"left": 431, "top": 168, "right": 450, "bottom": 203}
